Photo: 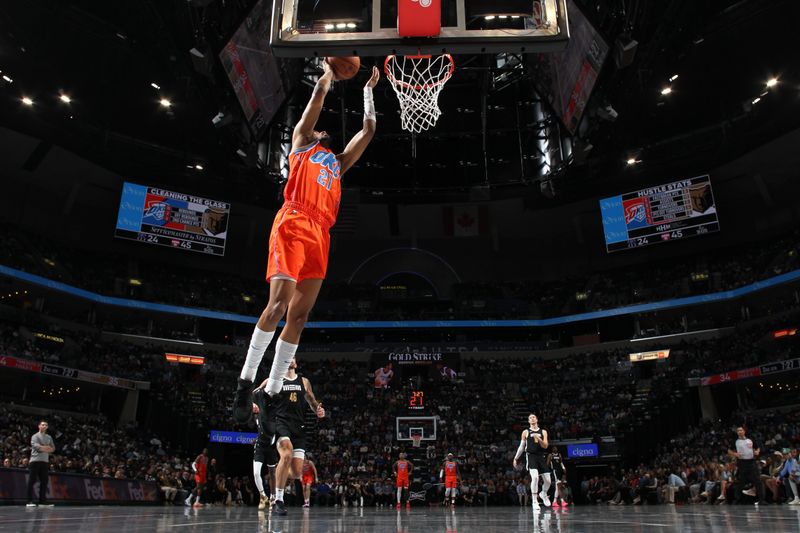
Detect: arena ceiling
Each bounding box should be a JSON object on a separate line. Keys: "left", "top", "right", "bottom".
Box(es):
{"left": 0, "top": 0, "right": 798, "bottom": 205}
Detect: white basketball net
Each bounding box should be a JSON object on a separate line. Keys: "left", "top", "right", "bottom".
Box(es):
{"left": 384, "top": 54, "right": 454, "bottom": 133}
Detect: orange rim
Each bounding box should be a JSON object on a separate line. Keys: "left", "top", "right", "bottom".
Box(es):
{"left": 384, "top": 54, "right": 455, "bottom": 91}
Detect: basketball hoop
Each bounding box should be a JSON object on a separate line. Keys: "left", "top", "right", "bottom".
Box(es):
{"left": 411, "top": 435, "right": 423, "bottom": 448}
{"left": 384, "top": 54, "right": 455, "bottom": 133}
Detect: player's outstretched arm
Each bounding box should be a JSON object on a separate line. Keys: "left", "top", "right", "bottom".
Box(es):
{"left": 338, "top": 66, "right": 379, "bottom": 175}
{"left": 292, "top": 63, "right": 335, "bottom": 150}
{"left": 539, "top": 429, "right": 549, "bottom": 449}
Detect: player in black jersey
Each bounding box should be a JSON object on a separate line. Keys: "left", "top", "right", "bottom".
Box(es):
{"left": 547, "top": 446, "right": 568, "bottom": 508}
{"left": 513, "top": 414, "right": 551, "bottom": 510}
{"left": 252, "top": 386, "right": 278, "bottom": 511}
{"left": 271, "top": 357, "right": 325, "bottom": 515}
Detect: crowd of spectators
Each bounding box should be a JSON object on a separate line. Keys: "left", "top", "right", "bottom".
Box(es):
{"left": 1, "top": 221, "right": 797, "bottom": 321}
{"left": 579, "top": 409, "right": 800, "bottom": 506}
{"left": 1, "top": 304, "right": 799, "bottom": 506}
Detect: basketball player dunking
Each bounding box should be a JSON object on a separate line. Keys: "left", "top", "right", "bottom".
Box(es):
{"left": 513, "top": 414, "right": 552, "bottom": 510}
{"left": 301, "top": 456, "right": 318, "bottom": 508}
{"left": 393, "top": 452, "right": 414, "bottom": 510}
{"left": 252, "top": 388, "right": 279, "bottom": 511}
{"left": 232, "top": 64, "right": 381, "bottom": 423}
{"left": 271, "top": 358, "right": 325, "bottom": 516}
{"left": 441, "top": 453, "right": 460, "bottom": 507}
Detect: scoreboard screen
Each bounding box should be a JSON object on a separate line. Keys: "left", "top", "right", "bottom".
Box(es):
{"left": 115, "top": 182, "right": 230, "bottom": 256}
{"left": 600, "top": 174, "right": 719, "bottom": 252}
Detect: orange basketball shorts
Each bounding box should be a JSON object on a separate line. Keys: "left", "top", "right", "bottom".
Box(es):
{"left": 266, "top": 206, "right": 331, "bottom": 283}
{"left": 302, "top": 475, "right": 314, "bottom": 486}
{"left": 396, "top": 476, "right": 409, "bottom": 489}
{"left": 445, "top": 477, "right": 457, "bottom": 489}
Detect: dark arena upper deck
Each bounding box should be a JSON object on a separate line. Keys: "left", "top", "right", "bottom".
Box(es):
{"left": 1, "top": 1, "right": 800, "bottom": 532}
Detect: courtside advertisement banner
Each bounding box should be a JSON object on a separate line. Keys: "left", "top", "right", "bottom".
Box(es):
{"left": 0, "top": 469, "right": 159, "bottom": 504}
{"left": 115, "top": 182, "right": 230, "bottom": 256}
{"left": 600, "top": 175, "right": 720, "bottom": 252}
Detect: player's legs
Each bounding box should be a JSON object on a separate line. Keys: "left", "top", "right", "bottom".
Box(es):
{"left": 232, "top": 279, "right": 296, "bottom": 421}
{"left": 529, "top": 469, "right": 540, "bottom": 510}
{"left": 540, "top": 472, "right": 552, "bottom": 507}
{"left": 281, "top": 278, "right": 324, "bottom": 343}
{"left": 263, "top": 279, "right": 323, "bottom": 395}
{"left": 303, "top": 481, "right": 312, "bottom": 507}
{"left": 274, "top": 438, "right": 295, "bottom": 515}
{"left": 268, "top": 465, "right": 277, "bottom": 505}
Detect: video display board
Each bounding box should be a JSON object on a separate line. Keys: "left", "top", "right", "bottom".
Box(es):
{"left": 600, "top": 175, "right": 719, "bottom": 252}
{"left": 115, "top": 182, "right": 230, "bottom": 256}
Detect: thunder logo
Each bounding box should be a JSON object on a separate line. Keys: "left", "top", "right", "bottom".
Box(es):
{"left": 142, "top": 201, "right": 169, "bottom": 226}
{"left": 622, "top": 198, "right": 651, "bottom": 229}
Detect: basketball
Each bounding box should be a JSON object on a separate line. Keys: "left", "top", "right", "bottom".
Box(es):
{"left": 325, "top": 56, "right": 360, "bottom": 80}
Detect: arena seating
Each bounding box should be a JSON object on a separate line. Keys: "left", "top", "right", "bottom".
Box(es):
{"left": 1, "top": 222, "right": 797, "bottom": 320}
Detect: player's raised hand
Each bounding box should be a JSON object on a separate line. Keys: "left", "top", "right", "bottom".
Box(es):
{"left": 364, "top": 66, "right": 380, "bottom": 89}
{"left": 316, "top": 403, "right": 326, "bottom": 419}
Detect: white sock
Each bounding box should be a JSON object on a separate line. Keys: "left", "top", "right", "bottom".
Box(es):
{"left": 253, "top": 461, "right": 265, "bottom": 495}
{"left": 541, "top": 474, "right": 552, "bottom": 495}
{"left": 397, "top": 488, "right": 402, "bottom": 503}
{"left": 530, "top": 471, "right": 539, "bottom": 502}
{"left": 275, "top": 488, "right": 285, "bottom": 502}
{"left": 240, "top": 327, "right": 275, "bottom": 382}
{"left": 265, "top": 339, "right": 298, "bottom": 395}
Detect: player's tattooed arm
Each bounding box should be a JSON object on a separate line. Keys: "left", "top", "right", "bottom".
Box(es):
{"left": 302, "top": 377, "right": 325, "bottom": 418}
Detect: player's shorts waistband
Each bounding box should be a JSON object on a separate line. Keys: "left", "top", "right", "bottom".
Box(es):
{"left": 281, "top": 201, "right": 335, "bottom": 230}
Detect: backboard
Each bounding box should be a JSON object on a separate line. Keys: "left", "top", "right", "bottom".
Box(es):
{"left": 271, "top": 0, "right": 569, "bottom": 57}
{"left": 396, "top": 416, "right": 437, "bottom": 441}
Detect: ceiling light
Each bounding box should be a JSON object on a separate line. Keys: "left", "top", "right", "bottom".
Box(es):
{"left": 21, "top": 96, "right": 33, "bottom": 106}
{"left": 669, "top": 74, "right": 679, "bottom": 82}
{"left": 499, "top": 15, "right": 508, "bottom": 19}
{"left": 766, "top": 77, "right": 778, "bottom": 88}
{"left": 485, "top": 15, "right": 496, "bottom": 20}
{"left": 194, "top": 164, "right": 204, "bottom": 170}
{"left": 151, "top": 82, "right": 161, "bottom": 90}
{"left": 511, "top": 15, "right": 520, "bottom": 18}
{"left": 626, "top": 158, "right": 637, "bottom": 165}
{"left": 346, "top": 23, "right": 356, "bottom": 29}
{"left": 59, "top": 94, "right": 71, "bottom": 103}
{"left": 324, "top": 24, "right": 334, "bottom": 30}
{"left": 752, "top": 97, "right": 761, "bottom": 104}
{"left": 159, "top": 98, "right": 172, "bottom": 108}
{"left": 2, "top": 75, "right": 12, "bottom": 83}
{"left": 336, "top": 23, "right": 347, "bottom": 29}
{"left": 660, "top": 87, "right": 672, "bottom": 95}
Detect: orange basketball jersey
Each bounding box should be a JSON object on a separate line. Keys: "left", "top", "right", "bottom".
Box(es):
{"left": 397, "top": 460, "right": 410, "bottom": 478}
{"left": 285, "top": 141, "right": 341, "bottom": 229}
{"left": 444, "top": 461, "right": 457, "bottom": 478}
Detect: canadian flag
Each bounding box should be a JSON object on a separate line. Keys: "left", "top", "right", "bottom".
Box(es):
{"left": 443, "top": 205, "right": 488, "bottom": 237}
